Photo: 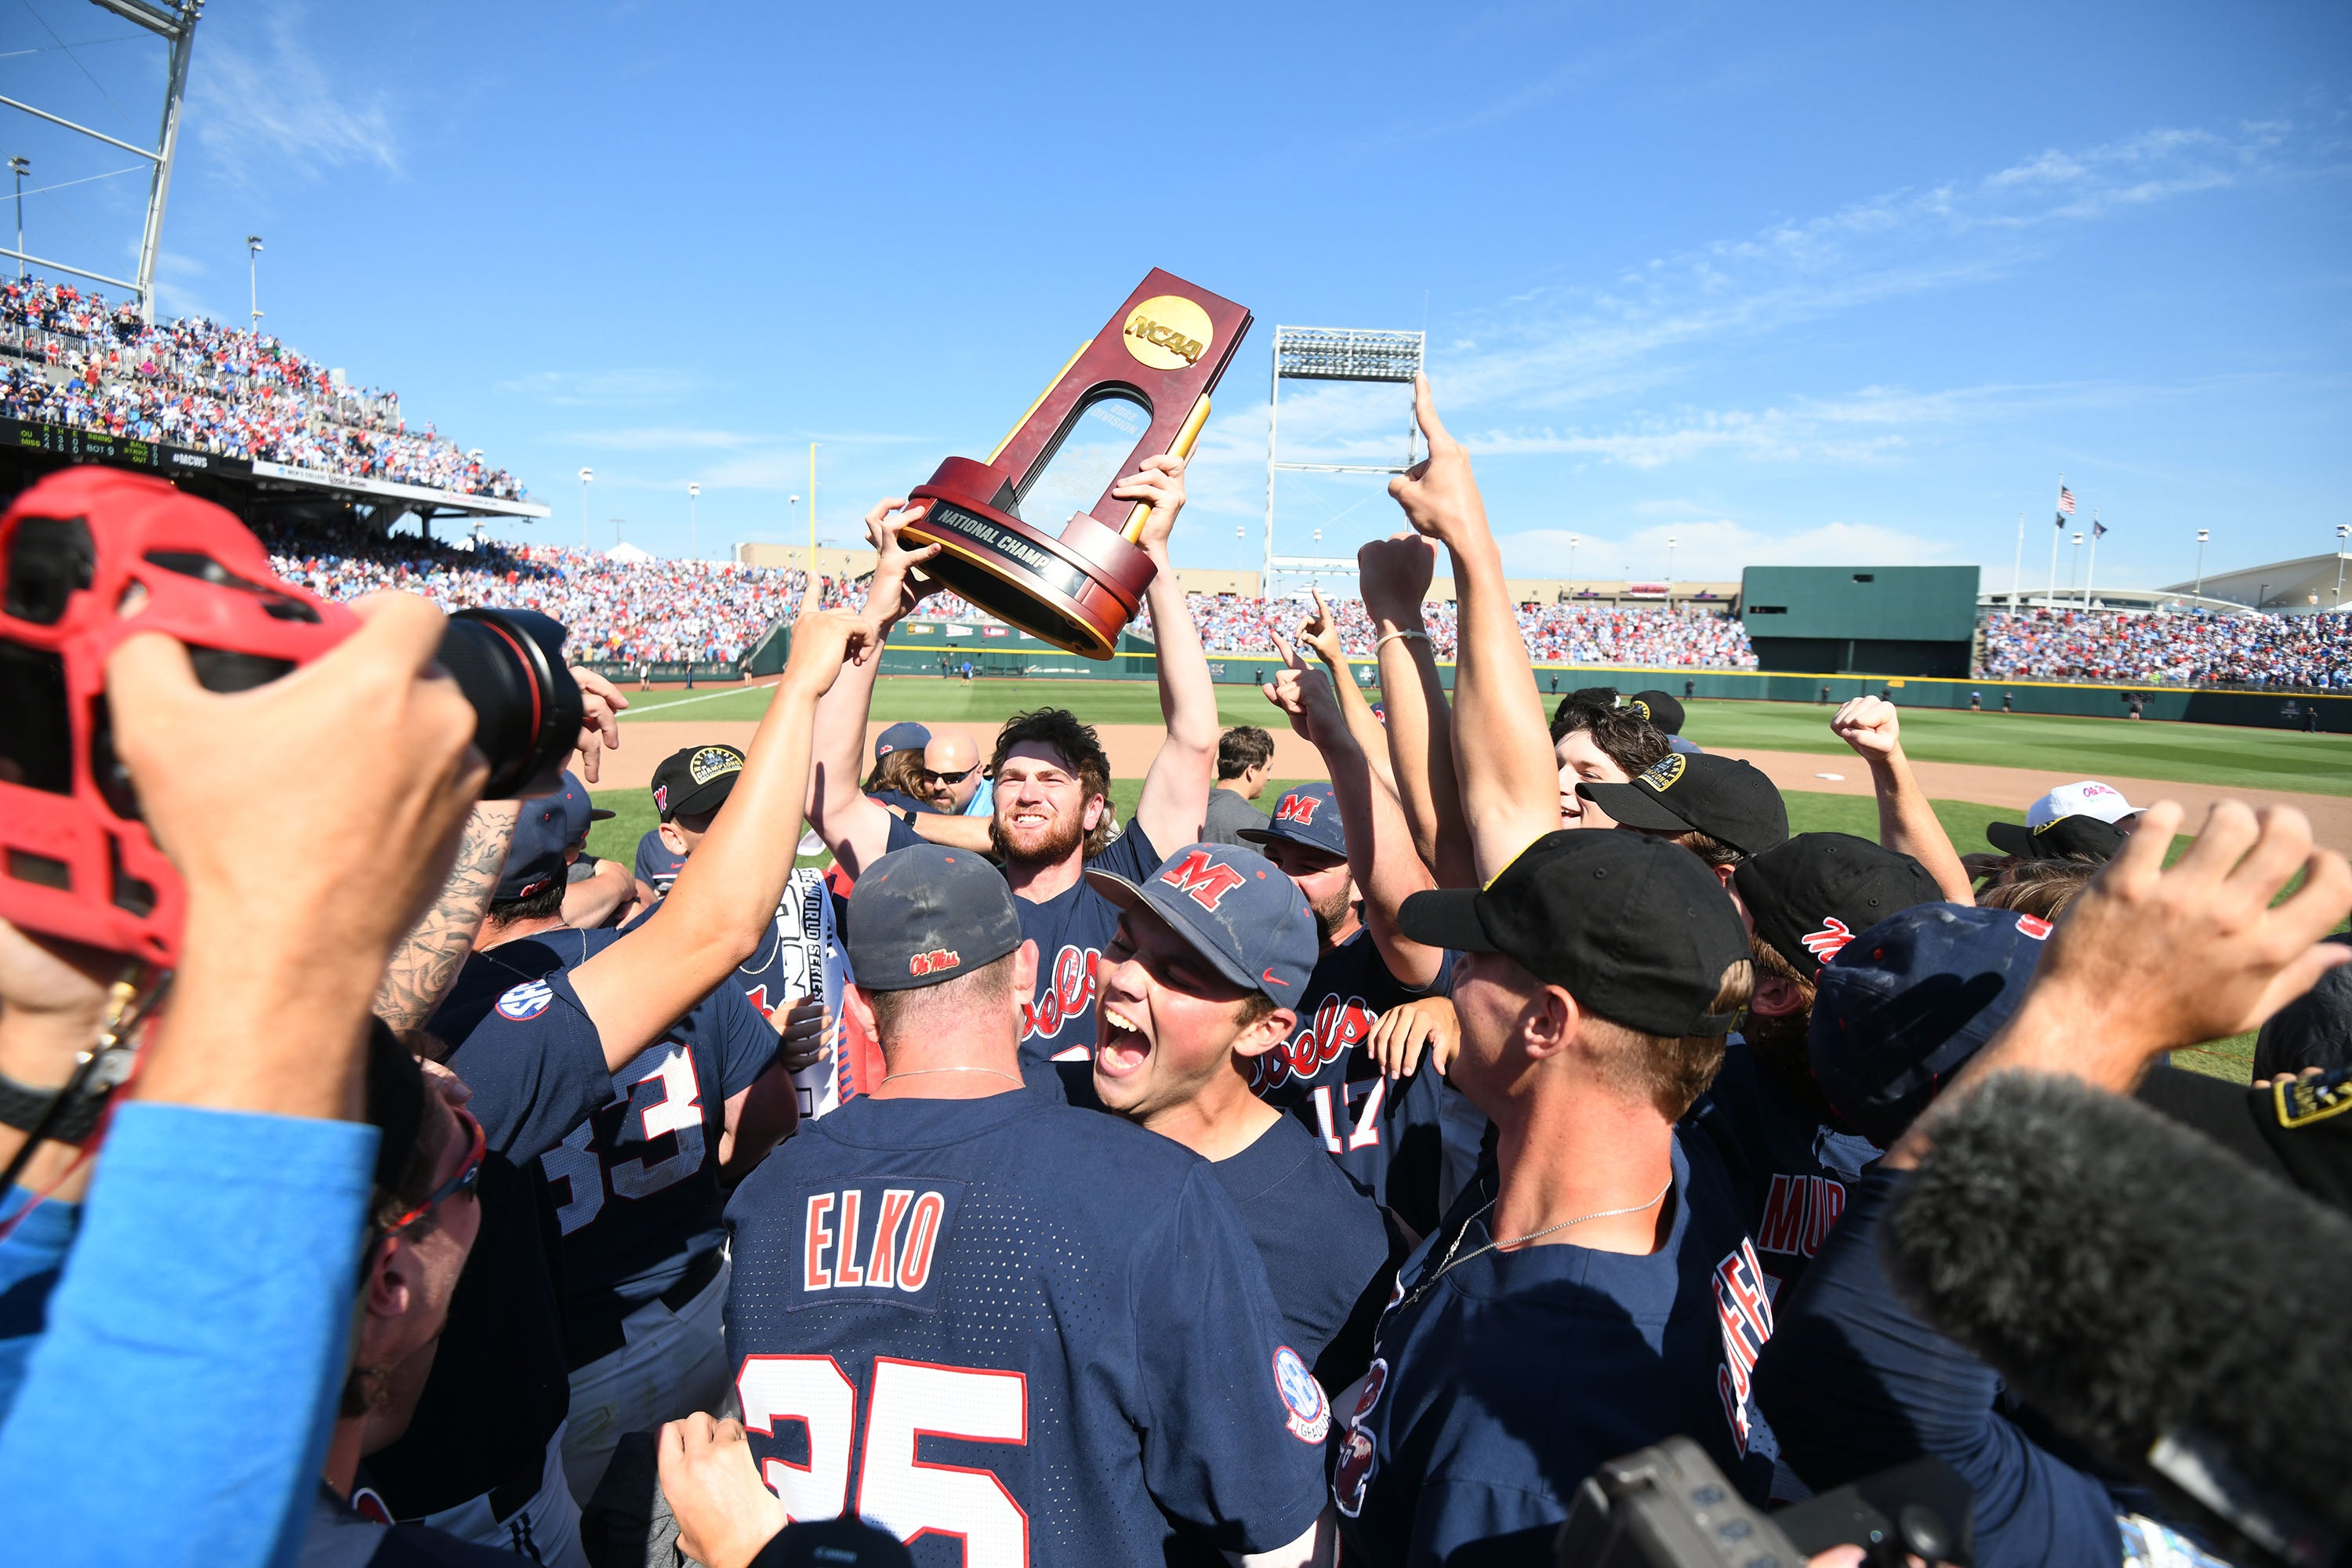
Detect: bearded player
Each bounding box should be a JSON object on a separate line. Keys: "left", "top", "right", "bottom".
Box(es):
{"left": 804, "top": 455, "right": 1218, "bottom": 1105}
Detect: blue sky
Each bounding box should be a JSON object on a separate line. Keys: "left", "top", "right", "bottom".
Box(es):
{"left": 8, "top": 1, "right": 2348, "bottom": 591}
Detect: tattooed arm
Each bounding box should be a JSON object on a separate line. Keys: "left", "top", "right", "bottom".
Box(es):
{"left": 373, "top": 801, "right": 520, "bottom": 1030}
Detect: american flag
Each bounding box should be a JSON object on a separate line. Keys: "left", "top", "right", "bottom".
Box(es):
{"left": 2056, "top": 485, "right": 2077, "bottom": 516}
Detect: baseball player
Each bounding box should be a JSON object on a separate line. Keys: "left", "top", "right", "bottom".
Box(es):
{"left": 1254, "top": 648, "right": 1456, "bottom": 1236}
{"left": 713, "top": 844, "right": 1335, "bottom": 1565}
{"left": 429, "top": 790, "right": 795, "bottom": 1504}
{"left": 1333, "top": 833, "right": 1782, "bottom": 1556}
{"left": 550, "top": 771, "right": 632, "bottom": 928}
{"left": 805, "top": 463, "right": 1218, "bottom": 1105}
{"left": 1089, "top": 840, "right": 1396, "bottom": 1385}
{"left": 361, "top": 615, "right": 866, "bottom": 1557}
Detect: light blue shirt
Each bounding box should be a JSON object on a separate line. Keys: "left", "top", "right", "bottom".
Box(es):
{"left": 0, "top": 1102, "right": 378, "bottom": 1568}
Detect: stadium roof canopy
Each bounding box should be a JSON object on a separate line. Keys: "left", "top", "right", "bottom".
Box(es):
{"left": 2163, "top": 552, "right": 2351, "bottom": 615}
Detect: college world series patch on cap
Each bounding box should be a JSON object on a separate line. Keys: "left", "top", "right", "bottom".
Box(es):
{"left": 1638, "top": 753, "right": 1687, "bottom": 792}
{"left": 689, "top": 746, "right": 743, "bottom": 786}
{"left": 1272, "top": 1345, "right": 1330, "bottom": 1443}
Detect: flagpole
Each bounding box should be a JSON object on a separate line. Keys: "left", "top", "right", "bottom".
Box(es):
{"left": 2045, "top": 474, "right": 2064, "bottom": 611}
{"left": 2083, "top": 511, "right": 2099, "bottom": 610}
{"left": 2009, "top": 511, "right": 2024, "bottom": 612}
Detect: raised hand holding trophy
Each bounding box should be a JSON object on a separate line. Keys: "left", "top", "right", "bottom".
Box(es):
{"left": 900, "top": 269, "right": 1251, "bottom": 658}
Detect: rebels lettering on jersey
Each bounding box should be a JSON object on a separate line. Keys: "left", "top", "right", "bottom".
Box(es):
{"left": 1022, "top": 943, "right": 1099, "bottom": 1053}
{"left": 793, "top": 1180, "right": 964, "bottom": 1308}
{"left": 1683, "top": 1043, "right": 1878, "bottom": 1298}
{"left": 1712, "top": 1239, "right": 1776, "bottom": 1457}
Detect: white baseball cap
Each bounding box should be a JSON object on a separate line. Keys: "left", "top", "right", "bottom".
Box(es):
{"left": 2026, "top": 780, "right": 2142, "bottom": 829}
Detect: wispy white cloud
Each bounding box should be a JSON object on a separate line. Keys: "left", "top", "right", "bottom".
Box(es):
{"left": 1497, "top": 518, "right": 1961, "bottom": 576}
{"left": 499, "top": 369, "right": 701, "bottom": 408}
{"left": 192, "top": 5, "right": 401, "bottom": 183}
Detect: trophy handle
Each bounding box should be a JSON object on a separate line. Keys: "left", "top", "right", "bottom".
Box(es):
{"left": 1118, "top": 392, "right": 1213, "bottom": 543}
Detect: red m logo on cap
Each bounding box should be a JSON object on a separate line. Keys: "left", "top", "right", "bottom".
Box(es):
{"left": 1274, "top": 793, "right": 1322, "bottom": 825}
{"left": 1161, "top": 851, "right": 1246, "bottom": 912}
{"left": 1799, "top": 916, "right": 1853, "bottom": 962}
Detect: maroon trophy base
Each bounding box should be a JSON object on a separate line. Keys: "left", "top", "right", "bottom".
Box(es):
{"left": 901, "top": 456, "right": 1157, "bottom": 660}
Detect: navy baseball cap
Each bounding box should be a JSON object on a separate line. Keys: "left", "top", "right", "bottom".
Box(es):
{"left": 555, "top": 769, "right": 614, "bottom": 847}
{"left": 1087, "top": 843, "right": 1317, "bottom": 1004}
{"left": 1577, "top": 752, "right": 1788, "bottom": 857}
{"left": 846, "top": 844, "right": 1023, "bottom": 993}
{"left": 1239, "top": 782, "right": 1348, "bottom": 860}
{"left": 497, "top": 794, "right": 573, "bottom": 902}
{"left": 1809, "top": 902, "right": 2054, "bottom": 1146}
{"left": 1399, "top": 830, "right": 1749, "bottom": 1038}
{"left": 874, "top": 722, "right": 931, "bottom": 760}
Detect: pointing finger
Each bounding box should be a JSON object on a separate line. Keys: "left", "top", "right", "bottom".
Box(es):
{"left": 1412, "top": 372, "right": 1454, "bottom": 451}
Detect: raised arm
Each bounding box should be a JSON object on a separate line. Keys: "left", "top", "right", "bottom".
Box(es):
{"left": 1386, "top": 376, "right": 1552, "bottom": 881}
{"left": 804, "top": 500, "right": 942, "bottom": 877}
{"left": 1264, "top": 636, "right": 1445, "bottom": 989}
{"left": 1359, "top": 533, "right": 1475, "bottom": 887}
{"left": 568, "top": 612, "right": 869, "bottom": 1073}
{"left": 1293, "top": 587, "right": 1399, "bottom": 799}
{"left": 1831, "top": 697, "right": 1973, "bottom": 904}
{"left": 1121, "top": 455, "right": 1218, "bottom": 850}
{"left": 373, "top": 800, "right": 520, "bottom": 1029}
{"left": 1887, "top": 798, "right": 2352, "bottom": 1171}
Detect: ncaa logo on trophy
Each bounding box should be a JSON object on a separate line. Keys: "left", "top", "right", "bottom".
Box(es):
{"left": 898, "top": 270, "right": 1252, "bottom": 658}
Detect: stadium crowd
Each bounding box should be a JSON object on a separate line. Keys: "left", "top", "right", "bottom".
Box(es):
{"left": 1, "top": 275, "right": 524, "bottom": 500}
{"left": 1982, "top": 606, "right": 2352, "bottom": 691}
{"left": 1, "top": 390, "right": 2346, "bottom": 1568}
{"left": 1189, "top": 592, "right": 1760, "bottom": 666}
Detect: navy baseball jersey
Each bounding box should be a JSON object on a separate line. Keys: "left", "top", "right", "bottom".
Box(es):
{"left": 1252, "top": 929, "right": 1454, "bottom": 1236}
{"left": 1010, "top": 818, "right": 1160, "bottom": 1106}
{"left": 633, "top": 829, "right": 688, "bottom": 897}
{"left": 723, "top": 1091, "right": 1329, "bottom": 1565}
{"left": 1333, "top": 1132, "right": 1784, "bottom": 1563}
{"left": 1212, "top": 1112, "right": 1398, "bottom": 1390}
{"left": 1687, "top": 1039, "right": 1879, "bottom": 1300}
{"left": 439, "top": 930, "right": 778, "bottom": 1326}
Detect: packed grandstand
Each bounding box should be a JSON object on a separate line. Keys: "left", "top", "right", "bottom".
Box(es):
{"left": 248, "top": 514, "right": 2350, "bottom": 688}
{"left": 8, "top": 274, "right": 2344, "bottom": 688}
{"left": 1, "top": 275, "right": 524, "bottom": 501}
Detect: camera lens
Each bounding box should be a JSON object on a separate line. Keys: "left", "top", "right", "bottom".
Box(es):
{"left": 437, "top": 608, "right": 584, "bottom": 799}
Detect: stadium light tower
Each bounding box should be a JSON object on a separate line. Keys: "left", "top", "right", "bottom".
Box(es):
{"left": 2336, "top": 524, "right": 2347, "bottom": 608}
{"left": 1567, "top": 534, "right": 1578, "bottom": 597}
{"left": 7, "top": 157, "right": 25, "bottom": 282}
{"left": 688, "top": 482, "right": 701, "bottom": 560}
{"left": 1666, "top": 536, "right": 1678, "bottom": 598}
{"left": 1236, "top": 525, "right": 1247, "bottom": 597}
{"left": 245, "top": 235, "right": 263, "bottom": 331}
{"left": 579, "top": 467, "right": 593, "bottom": 548}
{"left": 1264, "top": 325, "right": 1424, "bottom": 596}
{"left": 2194, "top": 529, "right": 2209, "bottom": 601}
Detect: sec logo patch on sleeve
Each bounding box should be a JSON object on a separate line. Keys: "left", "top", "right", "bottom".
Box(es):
{"left": 496, "top": 980, "right": 555, "bottom": 1021}
{"left": 1272, "top": 1345, "right": 1330, "bottom": 1444}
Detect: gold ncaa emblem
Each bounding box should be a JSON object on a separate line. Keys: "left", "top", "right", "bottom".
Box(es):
{"left": 1122, "top": 295, "right": 1214, "bottom": 371}
{"left": 1639, "top": 753, "right": 1686, "bottom": 793}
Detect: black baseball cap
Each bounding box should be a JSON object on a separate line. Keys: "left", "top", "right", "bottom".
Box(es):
{"left": 845, "top": 844, "right": 1024, "bottom": 993}
{"left": 1399, "top": 830, "right": 1748, "bottom": 1037}
{"left": 497, "top": 794, "right": 572, "bottom": 902}
{"left": 1087, "top": 842, "right": 1318, "bottom": 1004}
{"left": 1809, "top": 902, "right": 2053, "bottom": 1146}
{"left": 1985, "top": 813, "right": 2125, "bottom": 862}
{"left": 1577, "top": 752, "right": 1789, "bottom": 856}
{"left": 1736, "top": 833, "right": 1945, "bottom": 982}
{"left": 652, "top": 743, "right": 745, "bottom": 822}
{"left": 1626, "top": 690, "right": 1686, "bottom": 735}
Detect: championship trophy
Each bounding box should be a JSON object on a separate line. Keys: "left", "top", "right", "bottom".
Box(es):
{"left": 900, "top": 269, "right": 1251, "bottom": 658}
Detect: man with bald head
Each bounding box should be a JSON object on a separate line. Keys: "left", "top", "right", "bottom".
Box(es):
{"left": 922, "top": 727, "right": 985, "bottom": 814}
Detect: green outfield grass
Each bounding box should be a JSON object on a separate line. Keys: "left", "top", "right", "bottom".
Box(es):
{"left": 618, "top": 681, "right": 2351, "bottom": 797}
{"left": 1679, "top": 698, "right": 2352, "bottom": 796}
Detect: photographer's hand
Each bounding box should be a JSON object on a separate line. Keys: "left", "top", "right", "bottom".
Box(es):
{"left": 108, "top": 591, "right": 487, "bottom": 1121}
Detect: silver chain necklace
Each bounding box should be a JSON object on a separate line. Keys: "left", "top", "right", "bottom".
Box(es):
{"left": 1415, "top": 1174, "right": 1675, "bottom": 1298}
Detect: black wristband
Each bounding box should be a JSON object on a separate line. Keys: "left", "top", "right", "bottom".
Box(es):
{"left": 0, "top": 1070, "right": 108, "bottom": 1143}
